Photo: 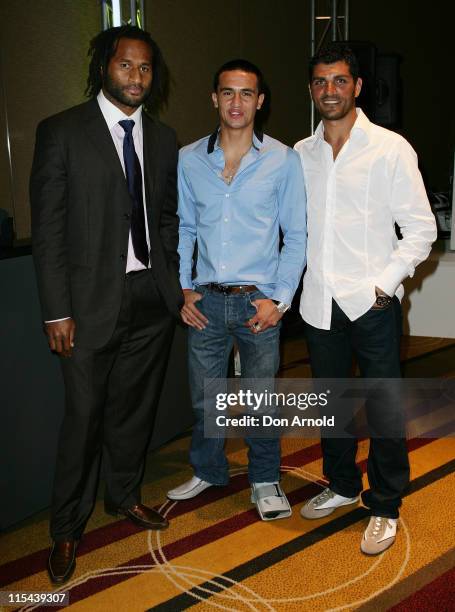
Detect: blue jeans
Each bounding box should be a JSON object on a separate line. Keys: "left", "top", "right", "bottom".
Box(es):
{"left": 188, "top": 285, "right": 281, "bottom": 485}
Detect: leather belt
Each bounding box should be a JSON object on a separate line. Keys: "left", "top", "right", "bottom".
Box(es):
{"left": 205, "top": 283, "right": 258, "bottom": 295}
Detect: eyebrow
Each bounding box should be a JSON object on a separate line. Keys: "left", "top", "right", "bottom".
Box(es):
{"left": 117, "top": 57, "right": 152, "bottom": 65}
{"left": 219, "top": 87, "right": 256, "bottom": 93}
{"left": 312, "top": 74, "right": 351, "bottom": 81}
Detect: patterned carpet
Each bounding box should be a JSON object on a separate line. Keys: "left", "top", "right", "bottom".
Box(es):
{"left": 1, "top": 336, "right": 454, "bottom": 611}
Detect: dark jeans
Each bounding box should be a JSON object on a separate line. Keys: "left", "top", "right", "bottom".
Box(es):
{"left": 304, "top": 298, "right": 410, "bottom": 518}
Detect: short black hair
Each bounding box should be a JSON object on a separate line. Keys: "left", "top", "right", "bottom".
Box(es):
{"left": 309, "top": 43, "right": 359, "bottom": 81}
{"left": 213, "top": 58, "right": 264, "bottom": 94}
{"left": 85, "top": 25, "right": 169, "bottom": 114}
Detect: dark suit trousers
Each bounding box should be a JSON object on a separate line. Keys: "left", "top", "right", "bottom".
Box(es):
{"left": 304, "top": 299, "right": 410, "bottom": 519}
{"left": 50, "top": 270, "right": 175, "bottom": 541}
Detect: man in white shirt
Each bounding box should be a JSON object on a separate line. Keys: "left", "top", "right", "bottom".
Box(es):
{"left": 294, "top": 44, "right": 436, "bottom": 554}
{"left": 31, "top": 26, "right": 182, "bottom": 584}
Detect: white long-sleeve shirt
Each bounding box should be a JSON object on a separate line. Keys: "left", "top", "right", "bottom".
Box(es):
{"left": 97, "top": 90, "right": 150, "bottom": 274}
{"left": 294, "top": 108, "right": 437, "bottom": 330}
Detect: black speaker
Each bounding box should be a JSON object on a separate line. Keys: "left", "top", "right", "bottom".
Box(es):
{"left": 345, "top": 41, "right": 401, "bottom": 128}
{"left": 375, "top": 53, "right": 401, "bottom": 127}
{"left": 345, "top": 41, "right": 377, "bottom": 120}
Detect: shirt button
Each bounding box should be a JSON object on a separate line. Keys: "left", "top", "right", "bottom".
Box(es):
{"left": 222, "top": 242, "right": 227, "bottom": 246}
{"left": 120, "top": 254, "right": 126, "bottom": 260}
{"left": 224, "top": 218, "right": 229, "bottom": 222}
{"left": 221, "top": 265, "right": 226, "bottom": 270}
{"left": 123, "top": 213, "right": 130, "bottom": 220}
{"left": 225, "top": 193, "right": 230, "bottom": 198}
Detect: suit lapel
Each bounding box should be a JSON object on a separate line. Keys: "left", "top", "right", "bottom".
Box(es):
{"left": 80, "top": 101, "right": 159, "bottom": 223}
{"left": 142, "top": 113, "right": 158, "bottom": 215}
{"left": 81, "top": 99, "right": 126, "bottom": 181}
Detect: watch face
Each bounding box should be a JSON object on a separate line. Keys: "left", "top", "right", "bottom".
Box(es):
{"left": 376, "top": 295, "right": 391, "bottom": 307}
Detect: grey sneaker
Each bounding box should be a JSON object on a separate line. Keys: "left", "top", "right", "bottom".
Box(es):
{"left": 361, "top": 516, "right": 397, "bottom": 555}
{"left": 300, "top": 487, "right": 359, "bottom": 519}
{"left": 251, "top": 482, "right": 292, "bottom": 521}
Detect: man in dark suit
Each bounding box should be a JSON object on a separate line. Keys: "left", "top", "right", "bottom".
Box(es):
{"left": 30, "top": 25, "right": 182, "bottom": 585}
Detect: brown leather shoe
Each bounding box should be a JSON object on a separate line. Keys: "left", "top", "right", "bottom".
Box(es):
{"left": 47, "top": 540, "right": 78, "bottom": 585}
{"left": 107, "top": 503, "right": 169, "bottom": 530}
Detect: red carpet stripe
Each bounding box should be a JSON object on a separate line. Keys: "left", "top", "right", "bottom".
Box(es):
{"left": 15, "top": 434, "right": 450, "bottom": 608}
{"left": 43, "top": 480, "right": 327, "bottom": 605}
{"left": 388, "top": 565, "right": 455, "bottom": 611}
{"left": 150, "top": 460, "right": 455, "bottom": 612}
{"left": 1, "top": 423, "right": 450, "bottom": 588}
{"left": 0, "top": 441, "right": 322, "bottom": 586}
{"left": 31, "top": 455, "right": 455, "bottom": 608}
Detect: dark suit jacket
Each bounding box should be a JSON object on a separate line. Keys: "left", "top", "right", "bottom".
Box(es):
{"left": 30, "top": 98, "right": 183, "bottom": 349}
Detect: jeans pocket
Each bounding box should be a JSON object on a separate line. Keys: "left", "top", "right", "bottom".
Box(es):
{"left": 193, "top": 285, "right": 206, "bottom": 303}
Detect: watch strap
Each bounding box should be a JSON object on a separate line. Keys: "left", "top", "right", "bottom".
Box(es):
{"left": 273, "top": 300, "right": 291, "bottom": 314}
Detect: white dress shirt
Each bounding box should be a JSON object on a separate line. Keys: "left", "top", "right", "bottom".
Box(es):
{"left": 97, "top": 90, "right": 150, "bottom": 273}
{"left": 294, "top": 108, "right": 437, "bottom": 330}
{"left": 45, "top": 92, "right": 151, "bottom": 322}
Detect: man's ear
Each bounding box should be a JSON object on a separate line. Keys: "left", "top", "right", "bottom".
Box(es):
{"left": 211, "top": 92, "right": 218, "bottom": 108}
{"left": 257, "top": 92, "right": 265, "bottom": 110}
{"left": 355, "top": 77, "right": 362, "bottom": 98}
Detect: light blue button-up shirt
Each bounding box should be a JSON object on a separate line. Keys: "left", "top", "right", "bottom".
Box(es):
{"left": 178, "top": 130, "right": 307, "bottom": 304}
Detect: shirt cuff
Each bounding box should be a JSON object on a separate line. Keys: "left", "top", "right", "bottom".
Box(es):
{"left": 179, "top": 273, "right": 193, "bottom": 290}
{"left": 271, "top": 289, "right": 292, "bottom": 305}
{"left": 45, "top": 317, "right": 71, "bottom": 323}
{"left": 375, "top": 260, "right": 411, "bottom": 297}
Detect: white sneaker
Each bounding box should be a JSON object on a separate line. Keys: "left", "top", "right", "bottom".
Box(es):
{"left": 300, "top": 487, "right": 359, "bottom": 519}
{"left": 251, "top": 482, "right": 292, "bottom": 521}
{"left": 361, "top": 516, "right": 397, "bottom": 555}
{"left": 167, "top": 476, "right": 213, "bottom": 500}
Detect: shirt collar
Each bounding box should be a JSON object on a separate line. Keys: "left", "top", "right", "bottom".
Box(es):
{"left": 313, "top": 107, "right": 370, "bottom": 146}
{"left": 351, "top": 108, "right": 371, "bottom": 142}
{"left": 97, "top": 90, "right": 142, "bottom": 132}
{"left": 206, "top": 126, "right": 264, "bottom": 154}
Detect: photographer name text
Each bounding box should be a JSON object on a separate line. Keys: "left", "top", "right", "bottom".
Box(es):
{"left": 215, "top": 415, "right": 335, "bottom": 427}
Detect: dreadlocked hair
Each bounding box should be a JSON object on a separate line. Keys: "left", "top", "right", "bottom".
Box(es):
{"left": 85, "top": 25, "right": 169, "bottom": 115}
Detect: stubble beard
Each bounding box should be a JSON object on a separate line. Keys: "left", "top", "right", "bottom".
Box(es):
{"left": 103, "top": 73, "right": 151, "bottom": 109}
{"left": 318, "top": 103, "right": 350, "bottom": 121}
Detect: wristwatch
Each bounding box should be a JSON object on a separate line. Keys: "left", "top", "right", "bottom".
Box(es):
{"left": 374, "top": 291, "right": 392, "bottom": 308}
{"left": 272, "top": 300, "right": 291, "bottom": 314}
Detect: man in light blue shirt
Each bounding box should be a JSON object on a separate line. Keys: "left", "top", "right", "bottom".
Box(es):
{"left": 167, "top": 59, "right": 307, "bottom": 520}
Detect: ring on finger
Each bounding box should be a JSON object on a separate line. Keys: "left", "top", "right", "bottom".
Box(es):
{"left": 253, "top": 322, "right": 262, "bottom": 331}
